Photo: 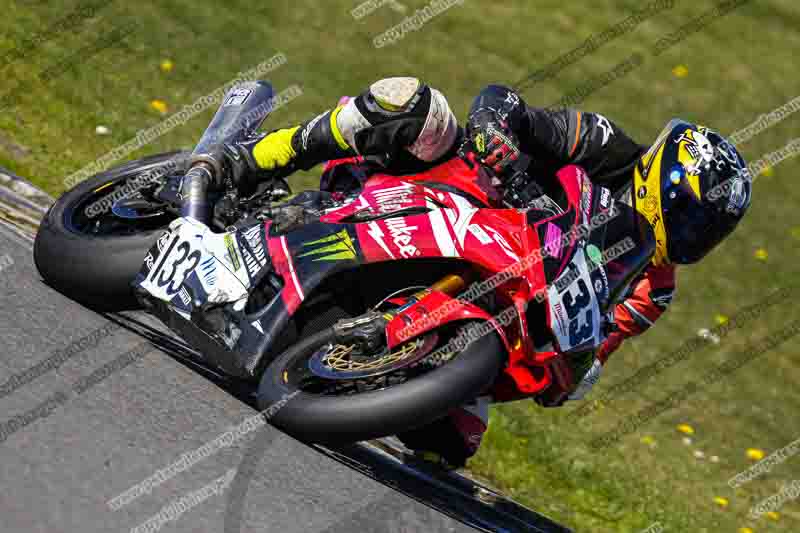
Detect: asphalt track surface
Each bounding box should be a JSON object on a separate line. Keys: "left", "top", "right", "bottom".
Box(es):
{"left": 0, "top": 224, "right": 474, "bottom": 532}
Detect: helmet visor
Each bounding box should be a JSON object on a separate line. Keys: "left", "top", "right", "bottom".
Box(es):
{"left": 662, "top": 164, "right": 738, "bottom": 264}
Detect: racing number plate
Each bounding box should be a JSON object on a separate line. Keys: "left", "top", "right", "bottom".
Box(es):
{"left": 139, "top": 229, "right": 204, "bottom": 302}
{"left": 546, "top": 251, "right": 602, "bottom": 352}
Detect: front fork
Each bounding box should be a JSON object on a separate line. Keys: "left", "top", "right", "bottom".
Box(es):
{"left": 335, "top": 273, "right": 476, "bottom": 351}
{"left": 179, "top": 163, "right": 215, "bottom": 224}
{"left": 388, "top": 272, "right": 474, "bottom": 317}
{"left": 402, "top": 274, "right": 570, "bottom": 402}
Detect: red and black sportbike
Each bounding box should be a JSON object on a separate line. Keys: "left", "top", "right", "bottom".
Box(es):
{"left": 35, "top": 81, "right": 655, "bottom": 445}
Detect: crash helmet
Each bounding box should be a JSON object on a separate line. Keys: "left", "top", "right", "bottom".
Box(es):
{"left": 634, "top": 119, "right": 752, "bottom": 265}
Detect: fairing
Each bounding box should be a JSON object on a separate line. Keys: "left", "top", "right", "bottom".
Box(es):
{"left": 135, "top": 157, "right": 655, "bottom": 398}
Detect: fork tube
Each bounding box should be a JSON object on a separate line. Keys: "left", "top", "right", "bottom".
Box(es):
{"left": 180, "top": 164, "right": 213, "bottom": 224}
{"left": 423, "top": 273, "right": 471, "bottom": 298}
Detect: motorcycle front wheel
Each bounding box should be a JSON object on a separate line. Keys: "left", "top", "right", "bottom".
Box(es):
{"left": 256, "top": 321, "right": 505, "bottom": 444}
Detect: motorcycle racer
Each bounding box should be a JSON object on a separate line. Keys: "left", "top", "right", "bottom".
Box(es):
{"left": 212, "top": 78, "right": 752, "bottom": 467}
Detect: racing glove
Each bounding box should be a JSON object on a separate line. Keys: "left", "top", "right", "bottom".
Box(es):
{"left": 217, "top": 127, "right": 300, "bottom": 190}
{"left": 251, "top": 126, "right": 300, "bottom": 169}
{"left": 221, "top": 107, "right": 356, "bottom": 190}
{"left": 464, "top": 107, "right": 522, "bottom": 180}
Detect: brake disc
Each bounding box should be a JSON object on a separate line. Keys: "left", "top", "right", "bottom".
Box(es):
{"left": 307, "top": 333, "right": 444, "bottom": 380}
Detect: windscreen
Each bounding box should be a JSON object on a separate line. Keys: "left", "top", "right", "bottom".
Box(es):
{"left": 192, "top": 80, "right": 275, "bottom": 156}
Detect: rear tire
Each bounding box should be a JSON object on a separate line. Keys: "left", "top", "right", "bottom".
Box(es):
{"left": 256, "top": 323, "right": 505, "bottom": 444}
{"left": 34, "top": 151, "right": 188, "bottom": 311}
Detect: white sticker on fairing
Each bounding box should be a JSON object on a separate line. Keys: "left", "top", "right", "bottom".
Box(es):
{"left": 138, "top": 217, "right": 251, "bottom": 306}
{"left": 467, "top": 224, "right": 493, "bottom": 245}
{"left": 427, "top": 209, "right": 459, "bottom": 258}
{"left": 447, "top": 193, "right": 479, "bottom": 248}
{"left": 224, "top": 88, "right": 252, "bottom": 107}
{"left": 240, "top": 224, "right": 267, "bottom": 278}
{"left": 178, "top": 286, "right": 192, "bottom": 306}
{"left": 547, "top": 251, "right": 602, "bottom": 352}
{"left": 599, "top": 186, "right": 612, "bottom": 209}
{"left": 385, "top": 217, "right": 421, "bottom": 258}
{"left": 484, "top": 225, "right": 520, "bottom": 262}
{"left": 156, "top": 231, "right": 172, "bottom": 251}
{"left": 371, "top": 183, "right": 416, "bottom": 212}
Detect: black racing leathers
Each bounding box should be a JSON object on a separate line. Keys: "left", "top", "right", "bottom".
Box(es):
{"left": 466, "top": 85, "right": 646, "bottom": 197}
{"left": 316, "top": 84, "right": 646, "bottom": 201}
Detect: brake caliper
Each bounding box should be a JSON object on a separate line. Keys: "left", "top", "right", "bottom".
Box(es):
{"left": 332, "top": 311, "right": 390, "bottom": 354}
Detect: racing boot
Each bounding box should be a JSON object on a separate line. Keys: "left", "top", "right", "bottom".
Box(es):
{"left": 397, "top": 396, "right": 490, "bottom": 470}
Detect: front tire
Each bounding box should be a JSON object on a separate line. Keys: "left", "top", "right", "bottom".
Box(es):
{"left": 34, "top": 151, "right": 188, "bottom": 311}
{"left": 257, "top": 323, "right": 505, "bottom": 444}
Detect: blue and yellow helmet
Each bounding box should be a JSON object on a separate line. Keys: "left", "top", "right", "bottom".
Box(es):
{"left": 634, "top": 119, "right": 752, "bottom": 265}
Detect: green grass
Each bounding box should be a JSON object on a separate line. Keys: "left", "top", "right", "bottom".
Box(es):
{"left": 2, "top": 1, "right": 800, "bottom": 531}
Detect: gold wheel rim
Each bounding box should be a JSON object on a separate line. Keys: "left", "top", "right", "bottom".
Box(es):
{"left": 323, "top": 340, "right": 425, "bottom": 373}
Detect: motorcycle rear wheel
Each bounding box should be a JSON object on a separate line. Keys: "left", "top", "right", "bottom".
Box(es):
{"left": 256, "top": 322, "right": 505, "bottom": 444}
